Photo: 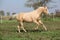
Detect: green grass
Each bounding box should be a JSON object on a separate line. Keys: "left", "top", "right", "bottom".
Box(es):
{"left": 0, "top": 18, "right": 60, "bottom": 40}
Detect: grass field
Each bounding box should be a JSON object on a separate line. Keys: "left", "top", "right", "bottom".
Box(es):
{"left": 0, "top": 18, "right": 60, "bottom": 40}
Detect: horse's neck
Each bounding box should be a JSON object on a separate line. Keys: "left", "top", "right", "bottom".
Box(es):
{"left": 35, "top": 8, "right": 43, "bottom": 15}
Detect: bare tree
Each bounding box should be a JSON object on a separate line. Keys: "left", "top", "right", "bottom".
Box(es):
{"left": 0, "top": 10, "right": 4, "bottom": 16}
{"left": 0, "top": 10, "right": 4, "bottom": 23}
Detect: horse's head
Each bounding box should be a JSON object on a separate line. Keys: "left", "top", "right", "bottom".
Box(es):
{"left": 37, "top": 6, "right": 49, "bottom": 15}
{"left": 43, "top": 6, "right": 49, "bottom": 15}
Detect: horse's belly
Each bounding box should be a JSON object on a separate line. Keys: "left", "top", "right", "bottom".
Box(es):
{"left": 23, "top": 16, "right": 32, "bottom": 22}
{"left": 24, "top": 18, "right": 32, "bottom": 22}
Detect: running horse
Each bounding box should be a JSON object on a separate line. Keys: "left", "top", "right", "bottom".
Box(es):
{"left": 11, "top": 6, "right": 49, "bottom": 33}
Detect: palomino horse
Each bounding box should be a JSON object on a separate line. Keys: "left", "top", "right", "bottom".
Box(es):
{"left": 11, "top": 6, "right": 49, "bottom": 33}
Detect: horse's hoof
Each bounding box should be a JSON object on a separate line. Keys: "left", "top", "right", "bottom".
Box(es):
{"left": 45, "top": 29, "right": 48, "bottom": 31}
{"left": 24, "top": 31, "right": 27, "bottom": 32}
{"left": 34, "top": 28, "right": 38, "bottom": 30}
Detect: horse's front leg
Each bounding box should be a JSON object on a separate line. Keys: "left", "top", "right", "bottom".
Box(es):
{"left": 38, "top": 20, "right": 47, "bottom": 31}
{"left": 33, "top": 20, "right": 39, "bottom": 30}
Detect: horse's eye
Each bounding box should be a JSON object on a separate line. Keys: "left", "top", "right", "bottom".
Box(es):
{"left": 46, "top": 9, "right": 47, "bottom": 11}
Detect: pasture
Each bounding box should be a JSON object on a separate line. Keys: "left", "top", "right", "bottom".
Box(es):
{"left": 0, "top": 17, "right": 60, "bottom": 40}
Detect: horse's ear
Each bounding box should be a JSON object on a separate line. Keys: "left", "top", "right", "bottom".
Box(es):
{"left": 42, "top": 4, "right": 46, "bottom": 8}
{"left": 43, "top": 5, "right": 47, "bottom": 8}
{"left": 44, "top": 6, "right": 47, "bottom": 8}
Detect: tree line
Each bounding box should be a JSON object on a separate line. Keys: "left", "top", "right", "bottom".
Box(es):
{"left": 0, "top": 10, "right": 16, "bottom": 16}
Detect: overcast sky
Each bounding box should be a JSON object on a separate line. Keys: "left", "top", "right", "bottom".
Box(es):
{"left": 0, "top": 0, "right": 60, "bottom": 14}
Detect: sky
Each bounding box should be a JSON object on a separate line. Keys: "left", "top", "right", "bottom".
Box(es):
{"left": 0, "top": 0, "right": 33, "bottom": 15}
{"left": 0, "top": 0, "right": 60, "bottom": 15}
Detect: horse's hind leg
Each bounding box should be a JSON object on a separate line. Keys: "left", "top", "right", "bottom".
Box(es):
{"left": 38, "top": 20, "right": 47, "bottom": 31}
{"left": 20, "top": 22, "right": 27, "bottom": 32}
